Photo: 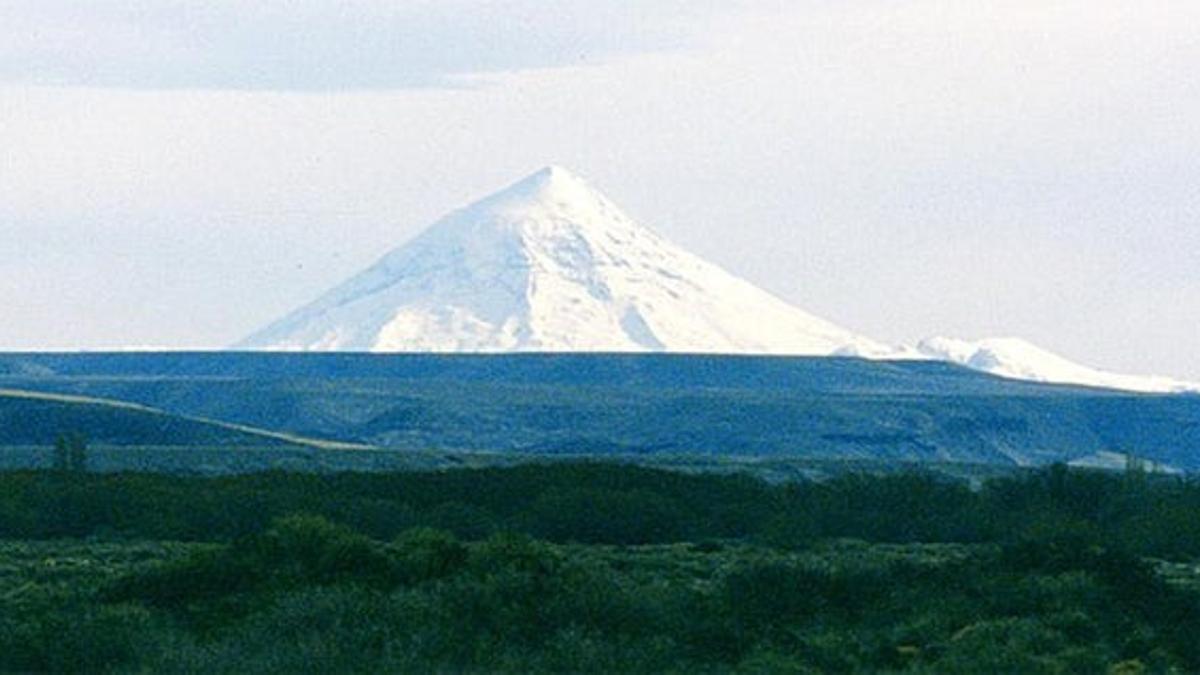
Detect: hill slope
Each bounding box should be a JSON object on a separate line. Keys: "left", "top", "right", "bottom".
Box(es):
{"left": 0, "top": 387, "right": 358, "bottom": 449}
{"left": 2, "top": 353, "right": 1197, "bottom": 471}
{"left": 918, "top": 336, "right": 1199, "bottom": 394}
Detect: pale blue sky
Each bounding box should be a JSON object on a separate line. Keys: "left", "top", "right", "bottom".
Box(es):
{"left": 1, "top": 1, "right": 1197, "bottom": 379}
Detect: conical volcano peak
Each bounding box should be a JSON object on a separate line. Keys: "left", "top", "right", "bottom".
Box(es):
{"left": 509, "top": 164, "right": 591, "bottom": 198}
{"left": 236, "top": 166, "right": 892, "bottom": 356}
{"left": 479, "top": 165, "right": 617, "bottom": 217}
{"left": 531, "top": 164, "right": 582, "bottom": 184}
{"left": 451, "top": 164, "right": 645, "bottom": 244}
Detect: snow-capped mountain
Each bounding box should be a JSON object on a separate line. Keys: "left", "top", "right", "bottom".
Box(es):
{"left": 235, "top": 165, "right": 1195, "bottom": 395}
{"left": 236, "top": 166, "right": 893, "bottom": 356}
{"left": 916, "top": 336, "right": 1198, "bottom": 394}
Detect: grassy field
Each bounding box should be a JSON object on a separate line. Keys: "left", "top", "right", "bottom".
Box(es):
{"left": 0, "top": 387, "right": 361, "bottom": 450}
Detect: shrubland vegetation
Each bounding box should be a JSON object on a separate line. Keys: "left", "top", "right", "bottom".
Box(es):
{"left": 5, "top": 461, "right": 1200, "bottom": 556}
{"left": 2, "top": 461, "right": 1200, "bottom": 672}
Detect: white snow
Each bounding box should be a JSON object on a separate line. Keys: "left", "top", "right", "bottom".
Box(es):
{"left": 916, "top": 336, "right": 1199, "bottom": 394}
{"left": 236, "top": 166, "right": 894, "bottom": 356}
{"left": 235, "top": 165, "right": 1196, "bottom": 395}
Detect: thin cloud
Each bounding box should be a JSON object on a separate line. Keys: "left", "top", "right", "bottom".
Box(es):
{"left": 0, "top": 0, "right": 728, "bottom": 90}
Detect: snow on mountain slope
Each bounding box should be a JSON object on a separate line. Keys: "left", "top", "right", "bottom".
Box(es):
{"left": 233, "top": 165, "right": 1196, "bottom": 395}
{"left": 917, "top": 336, "right": 1199, "bottom": 394}
{"left": 236, "top": 166, "right": 893, "bottom": 356}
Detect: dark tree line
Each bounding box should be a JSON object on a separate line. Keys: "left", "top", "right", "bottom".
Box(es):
{"left": 2, "top": 460, "right": 1200, "bottom": 560}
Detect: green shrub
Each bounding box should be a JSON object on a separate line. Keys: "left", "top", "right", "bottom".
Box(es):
{"left": 247, "top": 514, "right": 395, "bottom": 587}
{"left": 392, "top": 527, "right": 468, "bottom": 583}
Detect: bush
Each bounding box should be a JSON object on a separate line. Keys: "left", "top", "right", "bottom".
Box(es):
{"left": 392, "top": 527, "right": 468, "bottom": 584}
{"left": 247, "top": 514, "right": 396, "bottom": 588}
{"left": 105, "top": 514, "right": 400, "bottom": 628}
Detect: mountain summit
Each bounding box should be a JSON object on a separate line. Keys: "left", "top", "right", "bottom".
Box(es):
{"left": 236, "top": 166, "right": 891, "bottom": 355}
{"left": 233, "top": 166, "right": 1198, "bottom": 394}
